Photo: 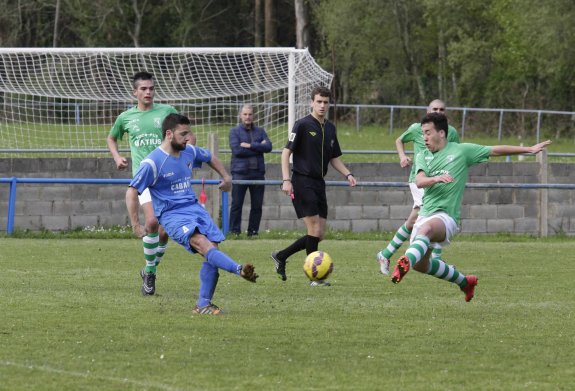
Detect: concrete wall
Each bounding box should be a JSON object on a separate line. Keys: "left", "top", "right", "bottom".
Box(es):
{"left": 1, "top": 158, "right": 574, "bottom": 235}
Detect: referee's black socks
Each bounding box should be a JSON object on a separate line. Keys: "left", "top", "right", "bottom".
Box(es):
{"left": 306, "top": 235, "right": 320, "bottom": 255}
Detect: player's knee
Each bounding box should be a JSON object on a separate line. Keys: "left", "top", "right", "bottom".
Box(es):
{"left": 158, "top": 227, "right": 169, "bottom": 242}
{"left": 190, "top": 234, "right": 215, "bottom": 255}
{"left": 145, "top": 218, "right": 160, "bottom": 233}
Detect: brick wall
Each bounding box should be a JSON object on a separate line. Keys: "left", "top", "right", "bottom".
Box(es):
{"left": 1, "top": 158, "right": 574, "bottom": 235}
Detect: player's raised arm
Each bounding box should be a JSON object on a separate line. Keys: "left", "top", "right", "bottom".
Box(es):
{"left": 490, "top": 140, "right": 552, "bottom": 156}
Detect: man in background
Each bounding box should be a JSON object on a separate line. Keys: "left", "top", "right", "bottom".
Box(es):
{"left": 228, "top": 104, "right": 272, "bottom": 237}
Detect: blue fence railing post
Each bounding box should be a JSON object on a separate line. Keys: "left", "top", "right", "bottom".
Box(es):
{"left": 221, "top": 192, "right": 229, "bottom": 235}
{"left": 7, "top": 177, "right": 17, "bottom": 235}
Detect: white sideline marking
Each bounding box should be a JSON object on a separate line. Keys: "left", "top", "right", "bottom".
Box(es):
{"left": 0, "top": 360, "right": 182, "bottom": 391}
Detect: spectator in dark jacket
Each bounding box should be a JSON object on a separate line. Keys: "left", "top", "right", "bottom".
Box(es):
{"left": 228, "top": 104, "right": 272, "bottom": 236}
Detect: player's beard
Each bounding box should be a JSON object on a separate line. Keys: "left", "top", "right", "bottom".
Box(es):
{"left": 171, "top": 139, "right": 187, "bottom": 151}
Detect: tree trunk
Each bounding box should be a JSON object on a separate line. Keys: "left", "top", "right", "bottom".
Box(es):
{"left": 294, "top": 0, "right": 309, "bottom": 49}
{"left": 437, "top": 26, "right": 446, "bottom": 100}
{"left": 255, "top": 0, "right": 263, "bottom": 46}
{"left": 53, "top": 0, "right": 61, "bottom": 47}
{"left": 264, "top": 0, "right": 276, "bottom": 47}
{"left": 129, "top": 0, "right": 148, "bottom": 48}
{"left": 392, "top": 0, "right": 426, "bottom": 102}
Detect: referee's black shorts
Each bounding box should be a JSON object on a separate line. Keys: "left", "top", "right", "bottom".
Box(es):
{"left": 291, "top": 173, "right": 327, "bottom": 219}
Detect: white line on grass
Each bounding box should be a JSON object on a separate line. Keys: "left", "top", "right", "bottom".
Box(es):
{"left": 0, "top": 360, "right": 183, "bottom": 391}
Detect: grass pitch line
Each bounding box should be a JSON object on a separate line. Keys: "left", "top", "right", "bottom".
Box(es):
{"left": 0, "top": 360, "right": 183, "bottom": 391}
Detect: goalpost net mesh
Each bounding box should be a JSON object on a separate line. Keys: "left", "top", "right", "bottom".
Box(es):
{"left": 0, "top": 48, "right": 332, "bottom": 162}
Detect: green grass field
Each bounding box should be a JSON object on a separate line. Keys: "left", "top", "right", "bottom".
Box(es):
{"left": 1, "top": 238, "right": 574, "bottom": 390}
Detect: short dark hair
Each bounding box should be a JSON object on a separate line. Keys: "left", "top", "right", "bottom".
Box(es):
{"left": 132, "top": 71, "right": 154, "bottom": 89}
{"left": 162, "top": 113, "right": 191, "bottom": 139}
{"left": 311, "top": 86, "right": 331, "bottom": 101}
{"left": 421, "top": 112, "right": 448, "bottom": 136}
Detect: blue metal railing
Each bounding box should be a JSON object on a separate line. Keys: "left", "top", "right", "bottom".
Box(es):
{"left": 2, "top": 178, "right": 575, "bottom": 235}
{"left": 0, "top": 178, "right": 228, "bottom": 235}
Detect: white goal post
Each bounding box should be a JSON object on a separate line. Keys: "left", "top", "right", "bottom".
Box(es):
{"left": 0, "top": 47, "right": 332, "bottom": 160}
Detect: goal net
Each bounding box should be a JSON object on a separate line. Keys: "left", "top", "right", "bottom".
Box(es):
{"left": 0, "top": 48, "right": 332, "bottom": 161}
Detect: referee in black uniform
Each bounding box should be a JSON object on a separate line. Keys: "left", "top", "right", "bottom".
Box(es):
{"left": 271, "top": 86, "right": 357, "bottom": 285}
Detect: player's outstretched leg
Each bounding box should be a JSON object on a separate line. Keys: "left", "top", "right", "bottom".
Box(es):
{"left": 424, "top": 258, "right": 477, "bottom": 301}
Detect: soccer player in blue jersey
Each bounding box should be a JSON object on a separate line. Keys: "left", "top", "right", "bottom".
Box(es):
{"left": 126, "top": 113, "right": 258, "bottom": 315}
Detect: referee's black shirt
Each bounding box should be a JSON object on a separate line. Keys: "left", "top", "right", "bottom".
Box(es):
{"left": 285, "top": 114, "right": 343, "bottom": 179}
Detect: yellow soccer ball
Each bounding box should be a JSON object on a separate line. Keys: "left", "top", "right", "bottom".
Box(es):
{"left": 303, "top": 251, "right": 334, "bottom": 281}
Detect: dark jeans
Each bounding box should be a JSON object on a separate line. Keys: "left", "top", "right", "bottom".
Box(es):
{"left": 229, "top": 175, "right": 265, "bottom": 235}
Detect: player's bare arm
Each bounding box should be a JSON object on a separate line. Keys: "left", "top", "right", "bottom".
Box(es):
{"left": 395, "top": 137, "right": 411, "bottom": 168}
{"left": 490, "top": 140, "right": 552, "bottom": 156}
{"left": 207, "top": 156, "right": 232, "bottom": 192}
{"left": 280, "top": 148, "right": 293, "bottom": 195}
{"left": 126, "top": 186, "right": 146, "bottom": 238}
{"left": 106, "top": 135, "right": 128, "bottom": 170}
{"left": 330, "top": 157, "right": 357, "bottom": 187}
{"left": 415, "top": 171, "right": 453, "bottom": 188}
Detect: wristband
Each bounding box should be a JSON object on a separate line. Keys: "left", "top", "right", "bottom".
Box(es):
{"left": 346, "top": 173, "right": 354, "bottom": 178}
{"left": 282, "top": 179, "right": 291, "bottom": 182}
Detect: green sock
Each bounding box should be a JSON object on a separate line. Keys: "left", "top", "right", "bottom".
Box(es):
{"left": 405, "top": 235, "right": 430, "bottom": 267}
{"left": 381, "top": 224, "right": 411, "bottom": 259}
{"left": 155, "top": 241, "right": 168, "bottom": 267}
{"left": 426, "top": 258, "right": 466, "bottom": 287}
{"left": 143, "top": 233, "right": 159, "bottom": 273}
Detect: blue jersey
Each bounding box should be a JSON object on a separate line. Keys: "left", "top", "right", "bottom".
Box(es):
{"left": 130, "top": 144, "right": 212, "bottom": 218}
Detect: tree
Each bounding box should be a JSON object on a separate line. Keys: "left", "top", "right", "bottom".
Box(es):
{"left": 264, "top": 0, "right": 277, "bottom": 46}
{"left": 255, "top": 0, "right": 263, "bottom": 46}
{"left": 294, "top": 0, "right": 310, "bottom": 48}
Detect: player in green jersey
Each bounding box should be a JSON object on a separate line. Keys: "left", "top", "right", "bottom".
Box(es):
{"left": 390, "top": 112, "right": 551, "bottom": 302}
{"left": 106, "top": 71, "right": 178, "bottom": 296}
{"left": 376, "top": 99, "right": 460, "bottom": 275}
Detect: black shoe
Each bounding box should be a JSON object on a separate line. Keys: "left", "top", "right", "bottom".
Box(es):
{"left": 247, "top": 231, "right": 258, "bottom": 237}
{"left": 271, "top": 251, "right": 287, "bottom": 281}
{"left": 140, "top": 269, "right": 156, "bottom": 295}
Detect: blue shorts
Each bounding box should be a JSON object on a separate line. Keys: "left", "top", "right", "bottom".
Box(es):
{"left": 159, "top": 203, "right": 225, "bottom": 253}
